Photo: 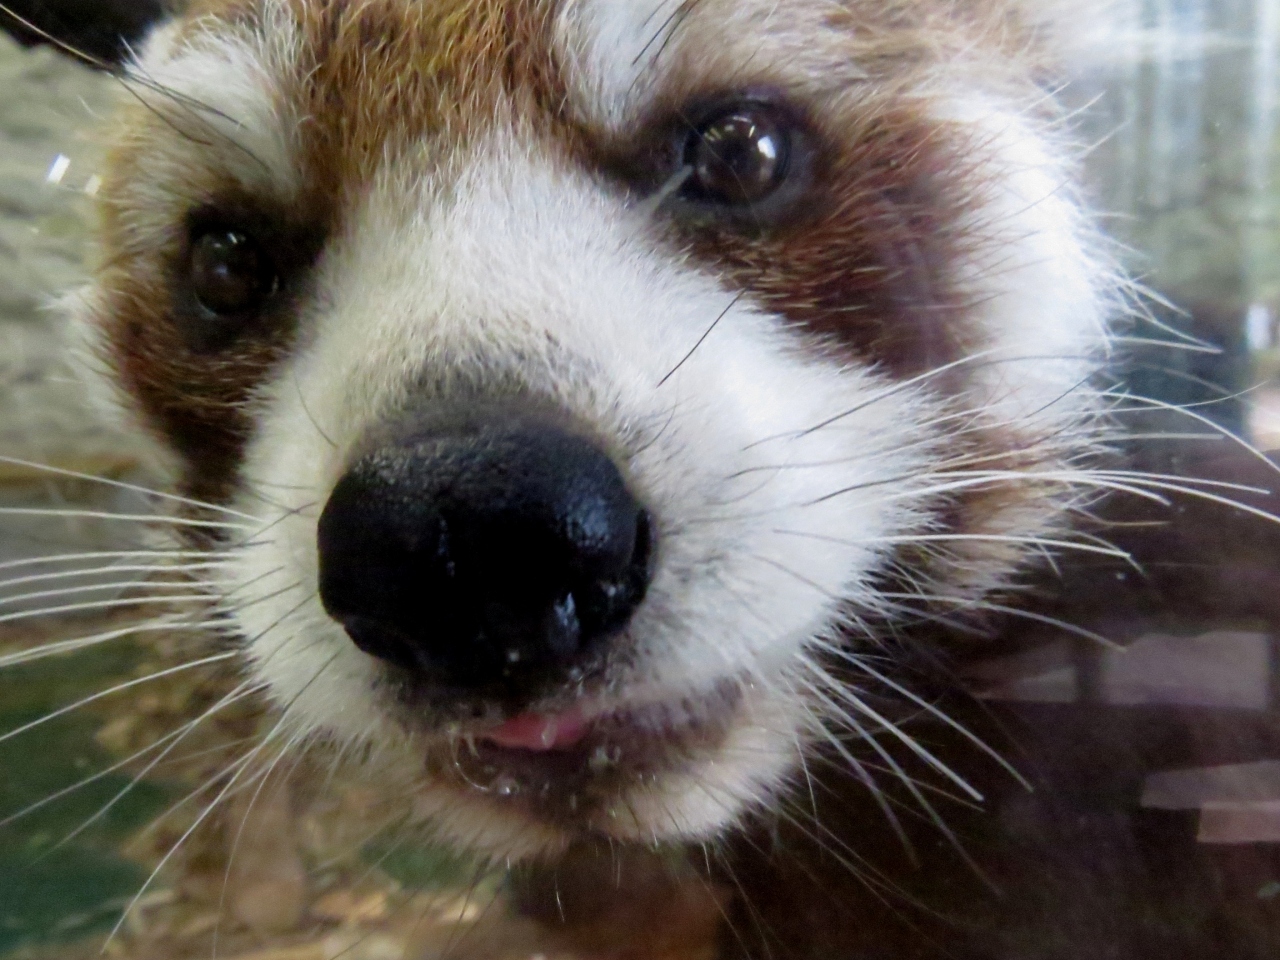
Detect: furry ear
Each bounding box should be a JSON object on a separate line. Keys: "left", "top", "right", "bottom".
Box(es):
{"left": 0, "top": 0, "right": 169, "bottom": 66}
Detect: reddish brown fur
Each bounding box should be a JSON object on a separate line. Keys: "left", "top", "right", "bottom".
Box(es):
{"left": 92, "top": 195, "right": 297, "bottom": 504}
{"left": 673, "top": 102, "right": 981, "bottom": 378}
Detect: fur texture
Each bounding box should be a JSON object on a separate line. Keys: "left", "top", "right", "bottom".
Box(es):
{"left": 71, "top": 0, "right": 1119, "bottom": 948}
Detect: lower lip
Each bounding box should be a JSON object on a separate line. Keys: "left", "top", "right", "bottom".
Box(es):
{"left": 438, "top": 686, "right": 742, "bottom": 821}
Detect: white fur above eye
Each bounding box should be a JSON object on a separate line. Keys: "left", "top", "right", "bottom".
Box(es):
{"left": 127, "top": 5, "right": 303, "bottom": 204}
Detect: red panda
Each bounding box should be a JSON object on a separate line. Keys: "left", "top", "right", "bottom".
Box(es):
{"left": 52, "top": 1, "right": 1153, "bottom": 956}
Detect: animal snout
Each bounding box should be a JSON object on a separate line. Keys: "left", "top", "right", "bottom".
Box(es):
{"left": 317, "top": 417, "right": 652, "bottom": 690}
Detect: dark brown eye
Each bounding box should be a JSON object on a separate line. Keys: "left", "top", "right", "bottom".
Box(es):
{"left": 683, "top": 106, "right": 791, "bottom": 205}
{"left": 189, "top": 229, "right": 276, "bottom": 316}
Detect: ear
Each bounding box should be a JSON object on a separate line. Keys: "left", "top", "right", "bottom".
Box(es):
{"left": 0, "top": 0, "right": 170, "bottom": 67}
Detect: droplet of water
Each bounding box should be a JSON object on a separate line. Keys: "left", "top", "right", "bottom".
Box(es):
{"left": 589, "top": 744, "right": 618, "bottom": 771}
{"left": 539, "top": 720, "right": 559, "bottom": 748}
{"left": 493, "top": 774, "right": 520, "bottom": 797}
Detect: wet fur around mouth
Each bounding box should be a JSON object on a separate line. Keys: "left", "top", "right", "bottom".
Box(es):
{"left": 424, "top": 681, "right": 745, "bottom": 824}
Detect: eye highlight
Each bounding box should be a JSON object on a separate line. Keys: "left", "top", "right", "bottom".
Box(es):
{"left": 189, "top": 228, "right": 277, "bottom": 317}
{"left": 681, "top": 103, "right": 793, "bottom": 206}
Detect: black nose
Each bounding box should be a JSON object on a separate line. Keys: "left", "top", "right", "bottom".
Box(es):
{"left": 317, "top": 421, "right": 652, "bottom": 689}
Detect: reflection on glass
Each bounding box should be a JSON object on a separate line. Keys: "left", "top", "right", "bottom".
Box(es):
{"left": 0, "top": 2, "right": 1278, "bottom": 958}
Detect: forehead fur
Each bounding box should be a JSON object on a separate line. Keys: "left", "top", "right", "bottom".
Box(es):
{"left": 559, "top": 0, "right": 1037, "bottom": 129}
{"left": 91, "top": 0, "right": 1098, "bottom": 503}
{"left": 190, "top": 0, "right": 560, "bottom": 172}
{"left": 147, "top": 0, "right": 1044, "bottom": 195}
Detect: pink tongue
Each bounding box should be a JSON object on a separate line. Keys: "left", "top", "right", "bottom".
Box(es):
{"left": 481, "top": 708, "right": 588, "bottom": 752}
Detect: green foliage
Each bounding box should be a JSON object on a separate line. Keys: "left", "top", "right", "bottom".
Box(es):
{"left": 0, "top": 646, "right": 173, "bottom": 956}
{"left": 361, "top": 835, "right": 479, "bottom": 892}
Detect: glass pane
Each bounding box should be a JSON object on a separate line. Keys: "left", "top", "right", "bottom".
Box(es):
{"left": 0, "top": 2, "right": 1278, "bottom": 959}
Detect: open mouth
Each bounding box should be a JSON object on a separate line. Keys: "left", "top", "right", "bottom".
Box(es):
{"left": 429, "top": 681, "right": 744, "bottom": 824}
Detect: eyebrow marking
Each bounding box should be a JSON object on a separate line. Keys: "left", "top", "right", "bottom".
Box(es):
{"left": 130, "top": 17, "right": 303, "bottom": 201}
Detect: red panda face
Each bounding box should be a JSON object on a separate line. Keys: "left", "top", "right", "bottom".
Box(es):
{"left": 74, "top": 0, "right": 1113, "bottom": 857}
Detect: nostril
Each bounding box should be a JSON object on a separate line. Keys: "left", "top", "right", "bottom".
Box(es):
{"left": 316, "top": 423, "right": 654, "bottom": 689}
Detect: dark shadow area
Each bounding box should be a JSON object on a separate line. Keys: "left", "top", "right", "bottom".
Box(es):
{"left": 0, "top": 0, "right": 166, "bottom": 66}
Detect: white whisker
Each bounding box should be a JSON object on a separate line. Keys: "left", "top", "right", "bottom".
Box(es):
{"left": 1107, "top": 335, "right": 1221, "bottom": 354}
{"left": 803, "top": 697, "right": 917, "bottom": 860}
{"left": 0, "top": 506, "right": 252, "bottom": 530}
{"left": 877, "top": 591, "right": 1121, "bottom": 648}
{"left": 104, "top": 740, "right": 282, "bottom": 949}
{"left": 818, "top": 645, "right": 1029, "bottom": 790}
{"left": 770, "top": 349, "right": 998, "bottom": 445}
{"left": 4, "top": 679, "right": 267, "bottom": 834}
{"left": 0, "top": 578, "right": 219, "bottom": 610}
{"left": 213, "top": 729, "right": 312, "bottom": 958}
{"left": 1103, "top": 389, "right": 1280, "bottom": 474}
{"left": 797, "top": 661, "right": 984, "bottom": 803}
{"left": 0, "top": 561, "right": 225, "bottom": 594}
{"left": 0, "top": 652, "right": 238, "bottom": 746}
{"left": 106, "top": 649, "right": 342, "bottom": 947}
{"left": 0, "top": 594, "right": 217, "bottom": 626}
{"left": 0, "top": 549, "right": 207, "bottom": 575}
{"left": 0, "top": 615, "right": 218, "bottom": 670}
{"left": 772, "top": 528, "right": 1136, "bottom": 564}
{"left": 0, "top": 455, "right": 260, "bottom": 521}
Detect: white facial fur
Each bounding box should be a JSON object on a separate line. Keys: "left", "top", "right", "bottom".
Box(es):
{"left": 230, "top": 139, "right": 943, "bottom": 838}
{"left": 125, "top": 7, "right": 303, "bottom": 216}
{"left": 83, "top": 0, "right": 1114, "bottom": 853}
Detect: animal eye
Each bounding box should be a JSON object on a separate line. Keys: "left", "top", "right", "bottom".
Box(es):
{"left": 189, "top": 228, "right": 277, "bottom": 316}
{"left": 682, "top": 104, "right": 792, "bottom": 206}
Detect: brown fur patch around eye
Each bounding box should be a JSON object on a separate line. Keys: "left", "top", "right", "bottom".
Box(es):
{"left": 673, "top": 101, "right": 984, "bottom": 381}
{"left": 655, "top": 92, "right": 1071, "bottom": 596}
{"left": 94, "top": 259, "right": 294, "bottom": 505}
{"left": 92, "top": 0, "right": 576, "bottom": 503}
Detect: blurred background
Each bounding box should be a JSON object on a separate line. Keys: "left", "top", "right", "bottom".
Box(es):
{"left": 0, "top": 1, "right": 1279, "bottom": 958}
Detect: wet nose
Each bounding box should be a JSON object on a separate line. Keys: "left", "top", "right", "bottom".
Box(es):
{"left": 317, "top": 422, "right": 652, "bottom": 689}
